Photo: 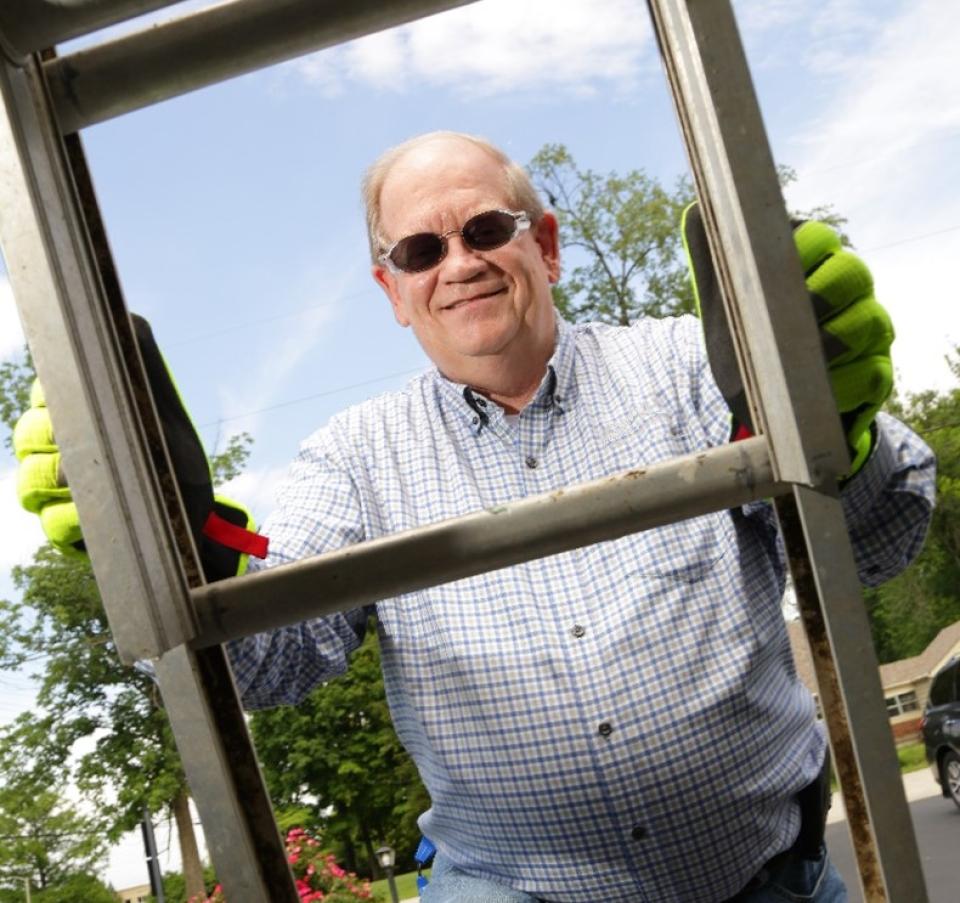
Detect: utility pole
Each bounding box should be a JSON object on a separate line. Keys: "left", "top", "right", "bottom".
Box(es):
{"left": 141, "top": 809, "right": 166, "bottom": 903}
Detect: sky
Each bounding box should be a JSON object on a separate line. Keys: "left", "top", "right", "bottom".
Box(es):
{"left": 0, "top": 0, "right": 958, "bottom": 890}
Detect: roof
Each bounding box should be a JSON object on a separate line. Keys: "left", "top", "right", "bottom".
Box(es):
{"left": 786, "top": 619, "right": 960, "bottom": 695}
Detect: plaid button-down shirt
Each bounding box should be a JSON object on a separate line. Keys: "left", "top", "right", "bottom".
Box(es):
{"left": 229, "top": 315, "right": 934, "bottom": 902}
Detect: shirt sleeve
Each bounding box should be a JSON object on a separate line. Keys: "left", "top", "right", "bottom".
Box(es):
{"left": 682, "top": 314, "right": 936, "bottom": 586}
{"left": 226, "top": 425, "right": 373, "bottom": 709}
{"left": 838, "top": 411, "right": 936, "bottom": 586}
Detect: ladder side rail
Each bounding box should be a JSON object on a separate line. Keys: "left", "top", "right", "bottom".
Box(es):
{"left": 191, "top": 436, "right": 783, "bottom": 647}
{"left": 0, "top": 54, "right": 299, "bottom": 903}
{"left": 44, "top": 0, "right": 480, "bottom": 134}
{"left": 0, "top": 0, "right": 182, "bottom": 60}
{"left": 0, "top": 54, "right": 196, "bottom": 661}
{"left": 156, "top": 644, "right": 305, "bottom": 900}
{"left": 646, "top": 1, "right": 928, "bottom": 900}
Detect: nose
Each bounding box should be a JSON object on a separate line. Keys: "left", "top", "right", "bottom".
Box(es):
{"left": 441, "top": 233, "right": 488, "bottom": 280}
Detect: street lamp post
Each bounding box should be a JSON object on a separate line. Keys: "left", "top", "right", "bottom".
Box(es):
{"left": 375, "top": 845, "right": 399, "bottom": 903}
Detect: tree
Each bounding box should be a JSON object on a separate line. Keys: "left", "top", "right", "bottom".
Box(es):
{"left": 0, "top": 746, "right": 108, "bottom": 894}
{"left": 0, "top": 349, "right": 253, "bottom": 901}
{"left": 863, "top": 349, "right": 960, "bottom": 662}
{"left": 526, "top": 147, "right": 850, "bottom": 328}
{"left": 249, "top": 625, "right": 429, "bottom": 879}
{"left": 528, "top": 144, "right": 695, "bottom": 325}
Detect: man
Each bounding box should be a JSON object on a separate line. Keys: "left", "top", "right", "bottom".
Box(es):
{"left": 16, "top": 131, "right": 935, "bottom": 901}
{"left": 225, "top": 132, "right": 934, "bottom": 901}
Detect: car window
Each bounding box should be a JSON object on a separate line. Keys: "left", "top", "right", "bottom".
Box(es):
{"left": 928, "top": 663, "right": 958, "bottom": 707}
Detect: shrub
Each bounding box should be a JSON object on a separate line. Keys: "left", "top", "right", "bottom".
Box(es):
{"left": 189, "top": 827, "right": 377, "bottom": 902}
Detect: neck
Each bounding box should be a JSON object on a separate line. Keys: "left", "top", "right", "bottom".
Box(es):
{"left": 443, "top": 337, "right": 556, "bottom": 415}
{"left": 470, "top": 367, "right": 548, "bottom": 415}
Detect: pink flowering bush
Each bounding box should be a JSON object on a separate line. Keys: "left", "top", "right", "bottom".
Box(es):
{"left": 189, "top": 827, "right": 378, "bottom": 902}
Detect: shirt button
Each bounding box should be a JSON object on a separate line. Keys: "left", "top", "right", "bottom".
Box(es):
{"left": 631, "top": 825, "right": 647, "bottom": 840}
{"left": 472, "top": 416, "right": 479, "bottom": 425}
{"left": 598, "top": 722, "right": 613, "bottom": 737}
{"left": 570, "top": 624, "right": 586, "bottom": 638}
{"left": 525, "top": 455, "right": 538, "bottom": 469}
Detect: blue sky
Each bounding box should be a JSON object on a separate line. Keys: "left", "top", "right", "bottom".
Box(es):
{"left": 0, "top": 0, "right": 958, "bottom": 889}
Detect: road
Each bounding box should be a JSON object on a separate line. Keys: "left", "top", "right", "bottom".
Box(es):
{"left": 825, "top": 770, "right": 958, "bottom": 902}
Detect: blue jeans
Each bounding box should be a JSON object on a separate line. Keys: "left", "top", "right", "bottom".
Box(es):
{"left": 419, "top": 847, "right": 847, "bottom": 902}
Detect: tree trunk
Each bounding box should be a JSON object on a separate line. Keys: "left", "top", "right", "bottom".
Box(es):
{"left": 172, "top": 787, "right": 205, "bottom": 898}
{"left": 360, "top": 819, "right": 378, "bottom": 880}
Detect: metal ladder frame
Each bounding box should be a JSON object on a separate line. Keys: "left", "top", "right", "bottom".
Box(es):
{"left": 0, "top": 2, "right": 928, "bottom": 899}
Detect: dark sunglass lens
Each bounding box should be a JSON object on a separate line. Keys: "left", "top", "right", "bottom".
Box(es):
{"left": 392, "top": 233, "right": 444, "bottom": 272}
{"left": 463, "top": 211, "right": 516, "bottom": 250}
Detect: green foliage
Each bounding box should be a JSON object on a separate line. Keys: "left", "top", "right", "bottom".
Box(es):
{"left": 191, "top": 828, "right": 377, "bottom": 903}
{"left": 32, "top": 874, "right": 118, "bottom": 903}
{"left": 157, "top": 865, "right": 219, "bottom": 903}
{"left": 0, "top": 874, "right": 117, "bottom": 903}
{"left": 776, "top": 165, "right": 850, "bottom": 245}
{"left": 0, "top": 747, "right": 108, "bottom": 893}
{"left": 863, "top": 348, "right": 960, "bottom": 662}
{"left": 526, "top": 148, "right": 850, "bottom": 329}
{"left": 0, "top": 346, "right": 32, "bottom": 450}
{"left": 0, "top": 547, "right": 185, "bottom": 836}
{"left": 0, "top": 329, "right": 256, "bottom": 841}
{"left": 209, "top": 431, "right": 253, "bottom": 485}
{"left": 250, "top": 625, "right": 429, "bottom": 879}
{"left": 528, "top": 144, "right": 695, "bottom": 325}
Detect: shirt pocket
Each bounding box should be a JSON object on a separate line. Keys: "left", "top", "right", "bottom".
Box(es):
{"left": 584, "top": 410, "right": 732, "bottom": 583}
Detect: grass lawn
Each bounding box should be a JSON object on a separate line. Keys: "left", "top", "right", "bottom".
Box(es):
{"left": 370, "top": 869, "right": 425, "bottom": 900}
{"left": 830, "top": 740, "right": 928, "bottom": 790}
{"left": 897, "top": 740, "right": 928, "bottom": 773}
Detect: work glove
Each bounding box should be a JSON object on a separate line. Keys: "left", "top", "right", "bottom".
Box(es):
{"left": 682, "top": 203, "right": 894, "bottom": 477}
{"left": 13, "top": 314, "right": 267, "bottom": 580}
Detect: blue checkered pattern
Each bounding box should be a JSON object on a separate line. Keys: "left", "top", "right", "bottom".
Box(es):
{"left": 228, "top": 315, "right": 934, "bottom": 902}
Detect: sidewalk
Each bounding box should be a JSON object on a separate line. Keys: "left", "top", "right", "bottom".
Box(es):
{"left": 826, "top": 767, "right": 939, "bottom": 824}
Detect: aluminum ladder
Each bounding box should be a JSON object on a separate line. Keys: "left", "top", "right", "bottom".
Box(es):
{"left": 0, "top": 2, "right": 928, "bottom": 900}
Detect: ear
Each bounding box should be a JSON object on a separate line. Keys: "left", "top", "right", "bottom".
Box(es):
{"left": 372, "top": 265, "right": 411, "bottom": 328}
{"left": 534, "top": 212, "right": 561, "bottom": 284}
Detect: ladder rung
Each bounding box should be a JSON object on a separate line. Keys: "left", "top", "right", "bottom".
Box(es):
{"left": 0, "top": 0, "right": 180, "bottom": 58}
{"left": 44, "top": 0, "right": 479, "bottom": 133}
{"left": 190, "top": 436, "right": 781, "bottom": 646}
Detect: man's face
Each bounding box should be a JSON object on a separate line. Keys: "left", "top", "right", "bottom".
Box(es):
{"left": 372, "top": 139, "right": 560, "bottom": 380}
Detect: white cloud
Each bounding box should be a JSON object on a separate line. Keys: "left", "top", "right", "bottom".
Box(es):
{"left": 219, "top": 464, "right": 289, "bottom": 526}
{"left": 0, "top": 465, "right": 46, "bottom": 575}
{"left": 214, "top": 263, "right": 358, "bottom": 438}
{"left": 0, "top": 278, "right": 27, "bottom": 361}
{"left": 782, "top": 0, "right": 960, "bottom": 394}
{"left": 290, "top": 0, "right": 652, "bottom": 99}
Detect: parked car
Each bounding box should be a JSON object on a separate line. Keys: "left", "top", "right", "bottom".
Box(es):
{"left": 922, "top": 656, "right": 960, "bottom": 809}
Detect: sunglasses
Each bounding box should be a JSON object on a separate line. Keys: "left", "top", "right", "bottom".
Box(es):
{"left": 379, "top": 209, "right": 531, "bottom": 274}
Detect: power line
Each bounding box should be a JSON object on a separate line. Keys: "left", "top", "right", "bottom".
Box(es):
{"left": 196, "top": 366, "right": 425, "bottom": 427}
{"left": 796, "top": 130, "right": 960, "bottom": 179}
{"left": 862, "top": 223, "right": 960, "bottom": 253}
{"left": 164, "top": 288, "right": 375, "bottom": 349}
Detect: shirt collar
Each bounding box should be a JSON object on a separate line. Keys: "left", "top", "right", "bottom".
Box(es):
{"left": 432, "top": 315, "right": 577, "bottom": 428}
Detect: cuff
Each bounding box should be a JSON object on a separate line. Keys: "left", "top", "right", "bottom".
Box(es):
{"left": 839, "top": 419, "right": 896, "bottom": 527}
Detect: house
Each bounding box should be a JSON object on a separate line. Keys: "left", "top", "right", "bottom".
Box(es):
{"left": 787, "top": 619, "right": 960, "bottom": 743}
{"left": 115, "top": 884, "right": 152, "bottom": 903}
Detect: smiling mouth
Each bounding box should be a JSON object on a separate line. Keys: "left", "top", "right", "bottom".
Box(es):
{"left": 443, "top": 288, "right": 507, "bottom": 311}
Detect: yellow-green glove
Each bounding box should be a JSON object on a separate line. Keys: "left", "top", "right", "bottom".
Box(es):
{"left": 14, "top": 380, "right": 84, "bottom": 556}
{"left": 13, "top": 315, "right": 267, "bottom": 578}
{"left": 682, "top": 204, "right": 894, "bottom": 476}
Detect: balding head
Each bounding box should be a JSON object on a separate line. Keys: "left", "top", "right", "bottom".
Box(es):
{"left": 362, "top": 131, "right": 545, "bottom": 263}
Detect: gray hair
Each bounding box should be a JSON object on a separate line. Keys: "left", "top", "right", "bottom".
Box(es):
{"left": 361, "top": 130, "right": 545, "bottom": 263}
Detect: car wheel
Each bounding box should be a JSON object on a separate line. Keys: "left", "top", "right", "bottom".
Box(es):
{"left": 944, "top": 750, "right": 960, "bottom": 810}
